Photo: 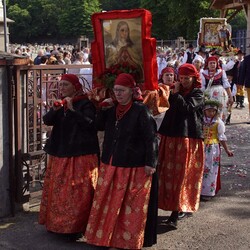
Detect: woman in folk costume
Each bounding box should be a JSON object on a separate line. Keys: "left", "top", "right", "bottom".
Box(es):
{"left": 201, "top": 99, "right": 233, "bottom": 201}
{"left": 158, "top": 63, "right": 205, "bottom": 229}
{"left": 84, "top": 73, "right": 158, "bottom": 250}
{"left": 200, "top": 56, "right": 234, "bottom": 121}
{"left": 153, "top": 66, "right": 176, "bottom": 130}
{"left": 39, "top": 74, "right": 99, "bottom": 239}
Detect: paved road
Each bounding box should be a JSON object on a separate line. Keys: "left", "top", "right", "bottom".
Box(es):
{"left": 0, "top": 103, "right": 250, "bottom": 250}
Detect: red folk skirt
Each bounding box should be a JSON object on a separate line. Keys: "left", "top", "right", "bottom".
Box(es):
{"left": 158, "top": 136, "right": 204, "bottom": 212}
{"left": 85, "top": 163, "right": 152, "bottom": 250}
{"left": 39, "top": 154, "right": 98, "bottom": 234}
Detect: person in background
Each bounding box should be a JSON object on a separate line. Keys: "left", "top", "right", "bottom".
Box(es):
{"left": 197, "top": 44, "right": 208, "bottom": 62}
{"left": 158, "top": 64, "right": 204, "bottom": 229}
{"left": 68, "top": 52, "right": 84, "bottom": 75}
{"left": 85, "top": 73, "right": 158, "bottom": 249}
{"left": 159, "top": 66, "right": 176, "bottom": 87}
{"left": 82, "top": 48, "right": 90, "bottom": 64}
{"left": 39, "top": 74, "right": 99, "bottom": 241}
{"left": 39, "top": 55, "right": 49, "bottom": 65}
{"left": 239, "top": 48, "right": 250, "bottom": 124}
{"left": 234, "top": 50, "right": 245, "bottom": 108}
{"left": 225, "top": 70, "right": 237, "bottom": 125}
{"left": 153, "top": 66, "right": 176, "bottom": 129}
{"left": 212, "top": 50, "right": 235, "bottom": 71}
{"left": 201, "top": 56, "right": 234, "bottom": 122}
{"left": 72, "top": 52, "right": 84, "bottom": 65}
{"left": 63, "top": 50, "right": 72, "bottom": 65}
{"left": 157, "top": 48, "right": 168, "bottom": 79}
{"left": 34, "top": 49, "right": 44, "bottom": 65}
{"left": 56, "top": 52, "right": 66, "bottom": 65}
{"left": 201, "top": 99, "right": 233, "bottom": 201}
{"left": 47, "top": 54, "right": 58, "bottom": 65}
{"left": 45, "top": 46, "right": 51, "bottom": 56}
{"left": 182, "top": 43, "right": 195, "bottom": 64}
{"left": 192, "top": 54, "right": 204, "bottom": 72}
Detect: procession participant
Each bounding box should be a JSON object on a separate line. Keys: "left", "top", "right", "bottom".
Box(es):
{"left": 153, "top": 66, "right": 176, "bottom": 130}
{"left": 158, "top": 64, "right": 205, "bottom": 228}
{"left": 85, "top": 73, "right": 158, "bottom": 249}
{"left": 239, "top": 49, "right": 250, "bottom": 123}
{"left": 39, "top": 74, "right": 99, "bottom": 240}
{"left": 201, "top": 99, "right": 233, "bottom": 201}
{"left": 234, "top": 50, "right": 245, "bottom": 108}
{"left": 201, "top": 56, "right": 234, "bottom": 121}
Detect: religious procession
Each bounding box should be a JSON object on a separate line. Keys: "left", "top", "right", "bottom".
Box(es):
{"left": 0, "top": 1, "right": 250, "bottom": 250}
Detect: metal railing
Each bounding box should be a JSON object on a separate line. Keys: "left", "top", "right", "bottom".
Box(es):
{"left": 13, "top": 64, "right": 93, "bottom": 204}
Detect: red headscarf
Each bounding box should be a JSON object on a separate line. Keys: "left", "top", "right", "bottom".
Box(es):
{"left": 204, "top": 56, "right": 221, "bottom": 70}
{"left": 114, "top": 73, "right": 136, "bottom": 88}
{"left": 54, "top": 74, "right": 86, "bottom": 108}
{"left": 178, "top": 63, "right": 202, "bottom": 95}
{"left": 61, "top": 74, "right": 82, "bottom": 90}
{"left": 159, "top": 67, "right": 176, "bottom": 82}
{"left": 114, "top": 73, "right": 143, "bottom": 101}
{"left": 161, "top": 66, "right": 175, "bottom": 75}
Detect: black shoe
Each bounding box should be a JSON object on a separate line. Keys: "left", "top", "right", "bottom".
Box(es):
{"left": 178, "top": 212, "right": 186, "bottom": 220}
{"left": 163, "top": 219, "right": 178, "bottom": 229}
{"left": 200, "top": 195, "right": 213, "bottom": 201}
{"left": 225, "top": 115, "right": 231, "bottom": 125}
{"left": 178, "top": 212, "right": 193, "bottom": 220}
{"left": 65, "top": 233, "right": 83, "bottom": 242}
{"left": 240, "top": 104, "right": 245, "bottom": 108}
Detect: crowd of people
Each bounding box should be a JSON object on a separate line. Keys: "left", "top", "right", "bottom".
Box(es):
{"left": 28, "top": 41, "right": 250, "bottom": 249}
{"left": 156, "top": 43, "right": 250, "bottom": 124}
{"left": 10, "top": 43, "right": 91, "bottom": 65}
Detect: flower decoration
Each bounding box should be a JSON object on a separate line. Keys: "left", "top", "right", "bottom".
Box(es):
{"left": 96, "top": 62, "right": 141, "bottom": 89}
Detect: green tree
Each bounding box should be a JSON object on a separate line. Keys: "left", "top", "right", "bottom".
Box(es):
{"left": 7, "top": 0, "right": 60, "bottom": 42}
{"left": 229, "top": 11, "right": 247, "bottom": 32}
{"left": 7, "top": 0, "right": 100, "bottom": 43}
{"left": 100, "top": 0, "right": 140, "bottom": 11}
{"left": 141, "top": 0, "right": 215, "bottom": 40}
{"left": 7, "top": 4, "right": 32, "bottom": 42}
{"left": 57, "top": 0, "right": 100, "bottom": 39}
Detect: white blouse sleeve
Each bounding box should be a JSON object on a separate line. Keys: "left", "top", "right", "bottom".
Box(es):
{"left": 222, "top": 60, "right": 235, "bottom": 71}
{"left": 200, "top": 70, "right": 206, "bottom": 91}
{"left": 221, "top": 70, "right": 231, "bottom": 89}
{"left": 217, "top": 118, "right": 227, "bottom": 141}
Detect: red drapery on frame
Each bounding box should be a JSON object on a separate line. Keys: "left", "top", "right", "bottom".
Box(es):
{"left": 91, "top": 9, "right": 158, "bottom": 91}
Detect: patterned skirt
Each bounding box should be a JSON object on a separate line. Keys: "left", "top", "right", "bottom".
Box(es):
{"left": 85, "top": 163, "right": 152, "bottom": 249}
{"left": 39, "top": 154, "right": 98, "bottom": 234}
{"left": 158, "top": 136, "right": 204, "bottom": 212}
{"left": 201, "top": 143, "right": 220, "bottom": 196}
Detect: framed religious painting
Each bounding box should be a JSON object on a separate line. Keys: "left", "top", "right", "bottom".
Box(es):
{"left": 197, "top": 18, "right": 232, "bottom": 51}
{"left": 91, "top": 9, "right": 158, "bottom": 90}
